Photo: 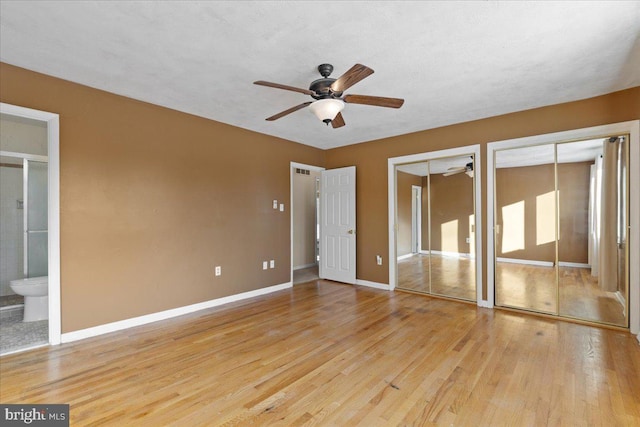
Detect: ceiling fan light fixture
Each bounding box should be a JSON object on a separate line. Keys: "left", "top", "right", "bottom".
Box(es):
{"left": 308, "top": 99, "right": 345, "bottom": 125}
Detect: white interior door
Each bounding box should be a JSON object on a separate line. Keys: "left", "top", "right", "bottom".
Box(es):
{"left": 319, "top": 166, "right": 356, "bottom": 284}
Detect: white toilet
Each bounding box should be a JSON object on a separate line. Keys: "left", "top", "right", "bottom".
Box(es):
{"left": 9, "top": 276, "right": 49, "bottom": 322}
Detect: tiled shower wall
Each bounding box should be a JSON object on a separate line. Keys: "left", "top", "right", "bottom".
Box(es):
{"left": 0, "top": 165, "right": 23, "bottom": 296}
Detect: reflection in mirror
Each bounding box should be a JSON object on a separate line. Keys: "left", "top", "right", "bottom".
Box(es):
{"left": 494, "top": 137, "right": 628, "bottom": 326}
{"left": 557, "top": 138, "right": 627, "bottom": 326}
{"left": 396, "top": 155, "right": 476, "bottom": 301}
{"left": 495, "top": 144, "right": 557, "bottom": 314}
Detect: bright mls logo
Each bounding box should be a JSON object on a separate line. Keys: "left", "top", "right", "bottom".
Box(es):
{"left": 1, "top": 404, "right": 69, "bottom": 426}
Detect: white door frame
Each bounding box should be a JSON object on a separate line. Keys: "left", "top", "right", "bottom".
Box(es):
{"left": 1, "top": 102, "right": 61, "bottom": 345}
{"left": 290, "top": 162, "right": 325, "bottom": 285}
{"left": 411, "top": 185, "right": 422, "bottom": 253}
{"left": 388, "top": 144, "right": 484, "bottom": 306}
{"left": 487, "top": 120, "right": 640, "bottom": 337}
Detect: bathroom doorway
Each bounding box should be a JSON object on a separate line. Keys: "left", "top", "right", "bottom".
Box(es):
{"left": 0, "top": 103, "right": 60, "bottom": 354}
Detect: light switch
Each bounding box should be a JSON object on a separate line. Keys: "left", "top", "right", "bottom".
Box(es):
{"left": 279, "top": 204, "right": 284, "bottom": 212}
{"left": 262, "top": 261, "right": 268, "bottom": 270}
{"left": 270, "top": 260, "right": 275, "bottom": 268}
{"left": 273, "top": 200, "right": 278, "bottom": 209}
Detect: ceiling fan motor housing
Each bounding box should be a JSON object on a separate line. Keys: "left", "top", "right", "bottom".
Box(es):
{"left": 309, "top": 78, "right": 341, "bottom": 99}
{"left": 309, "top": 63, "right": 344, "bottom": 99}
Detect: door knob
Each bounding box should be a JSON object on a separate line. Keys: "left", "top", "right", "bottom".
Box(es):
{"left": 348, "top": 229, "right": 355, "bottom": 235}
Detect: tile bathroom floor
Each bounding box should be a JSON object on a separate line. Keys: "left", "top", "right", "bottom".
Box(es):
{"left": 0, "top": 306, "right": 48, "bottom": 355}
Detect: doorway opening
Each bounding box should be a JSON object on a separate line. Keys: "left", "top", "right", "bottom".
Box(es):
{"left": 0, "top": 103, "right": 60, "bottom": 355}
{"left": 290, "top": 162, "right": 324, "bottom": 285}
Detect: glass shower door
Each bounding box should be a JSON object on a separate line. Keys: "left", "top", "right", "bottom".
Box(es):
{"left": 24, "top": 160, "right": 48, "bottom": 278}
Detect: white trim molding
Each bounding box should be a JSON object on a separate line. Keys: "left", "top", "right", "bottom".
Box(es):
{"left": 497, "top": 257, "right": 554, "bottom": 267}
{"left": 1, "top": 102, "right": 61, "bottom": 346}
{"left": 62, "top": 282, "right": 293, "bottom": 343}
{"left": 388, "top": 144, "right": 483, "bottom": 306}
{"left": 397, "top": 253, "right": 414, "bottom": 261}
{"left": 487, "top": 120, "right": 640, "bottom": 336}
{"left": 356, "top": 280, "right": 390, "bottom": 290}
{"left": 558, "top": 262, "right": 590, "bottom": 269}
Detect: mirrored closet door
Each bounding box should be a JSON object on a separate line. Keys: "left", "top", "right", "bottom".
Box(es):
{"left": 494, "top": 136, "right": 629, "bottom": 326}
{"left": 395, "top": 155, "right": 476, "bottom": 301}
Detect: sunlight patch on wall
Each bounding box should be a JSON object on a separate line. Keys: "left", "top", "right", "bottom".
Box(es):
{"left": 502, "top": 201, "right": 525, "bottom": 253}
{"left": 441, "top": 220, "right": 459, "bottom": 253}
{"left": 536, "top": 190, "right": 556, "bottom": 246}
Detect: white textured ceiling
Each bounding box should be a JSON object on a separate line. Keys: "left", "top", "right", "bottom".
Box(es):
{"left": 1, "top": 1, "right": 639, "bottom": 149}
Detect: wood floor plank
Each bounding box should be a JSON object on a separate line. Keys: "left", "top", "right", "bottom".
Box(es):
{"left": 1, "top": 281, "right": 639, "bottom": 426}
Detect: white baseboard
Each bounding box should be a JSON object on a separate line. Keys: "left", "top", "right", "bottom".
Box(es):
{"left": 294, "top": 263, "right": 317, "bottom": 271}
{"left": 61, "top": 282, "right": 293, "bottom": 343}
{"left": 397, "top": 253, "right": 414, "bottom": 261}
{"left": 430, "top": 250, "right": 472, "bottom": 259}
{"left": 497, "top": 257, "right": 554, "bottom": 267}
{"left": 614, "top": 291, "right": 627, "bottom": 317}
{"left": 558, "top": 262, "right": 590, "bottom": 268}
{"left": 420, "top": 250, "right": 430, "bottom": 255}
{"left": 477, "top": 300, "right": 493, "bottom": 308}
{"left": 355, "top": 279, "right": 390, "bottom": 290}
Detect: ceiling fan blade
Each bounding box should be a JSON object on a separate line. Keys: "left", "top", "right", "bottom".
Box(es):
{"left": 331, "top": 112, "right": 346, "bottom": 128}
{"left": 344, "top": 94, "right": 404, "bottom": 108}
{"left": 265, "top": 102, "right": 312, "bottom": 121}
{"left": 254, "top": 80, "right": 314, "bottom": 96}
{"left": 443, "top": 167, "right": 465, "bottom": 177}
{"left": 330, "top": 64, "right": 374, "bottom": 93}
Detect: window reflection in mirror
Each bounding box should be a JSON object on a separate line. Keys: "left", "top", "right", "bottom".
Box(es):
{"left": 557, "top": 138, "right": 628, "bottom": 326}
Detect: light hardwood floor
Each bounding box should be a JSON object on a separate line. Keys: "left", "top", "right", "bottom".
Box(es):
{"left": 397, "top": 254, "right": 476, "bottom": 301}
{"left": 1, "top": 281, "right": 639, "bottom": 426}
{"left": 496, "top": 262, "right": 626, "bottom": 326}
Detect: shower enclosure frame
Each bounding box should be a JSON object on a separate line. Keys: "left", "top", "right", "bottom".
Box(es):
{"left": 21, "top": 155, "right": 49, "bottom": 278}
{"left": 1, "top": 102, "right": 61, "bottom": 346}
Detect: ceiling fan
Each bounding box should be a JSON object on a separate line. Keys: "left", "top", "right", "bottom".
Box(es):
{"left": 254, "top": 63, "right": 404, "bottom": 128}
{"left": 443, "top": 161, "right": 474, "bottom": 178}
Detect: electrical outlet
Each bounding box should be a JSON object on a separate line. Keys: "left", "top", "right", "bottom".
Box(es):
{"left": 273, "top": 200, "right": 278, "bottom": 209}
{"left": 279, "top": 203, "right": 284, "bottom": 212}
{"left": 270, "top": 260, "right": 275, "bottom": 269}
{"left": 215, "top": 266, "right": 221, "bottom": 276}
{"left": 376, "top": 255, "right": 383, "bottom": 265}
{"left": 262, "top": 261, "right": 268, "bottom": 270}
{"left": 465, "top": 237, "right": 471, "bottom": 244}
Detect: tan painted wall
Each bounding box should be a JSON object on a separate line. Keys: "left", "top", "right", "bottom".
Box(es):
{"left": 293, "top": 168, "right": 320, "bottom": 269}
{"left": 2, "top": 61, "right": 638, "bottom": 325}
{"left": 495, "top": 163, "right": 556, "bottom": 262}
{"left": 429, "top": 172, "right": 474, "bottom": 254}
{"left": 0, "top": 63, "right": 325, "bottom": 332}
{"left": 495, "top": 162, "right": 592, "bottom": 264}
{"left": 325, "top": 87, "right": 640, "bottom": 297}
{"left": 558, "top": 162, "right": 592, "bottom": 264}
{"left": 396, "top": 171, "right": 422, "bottom": 257}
